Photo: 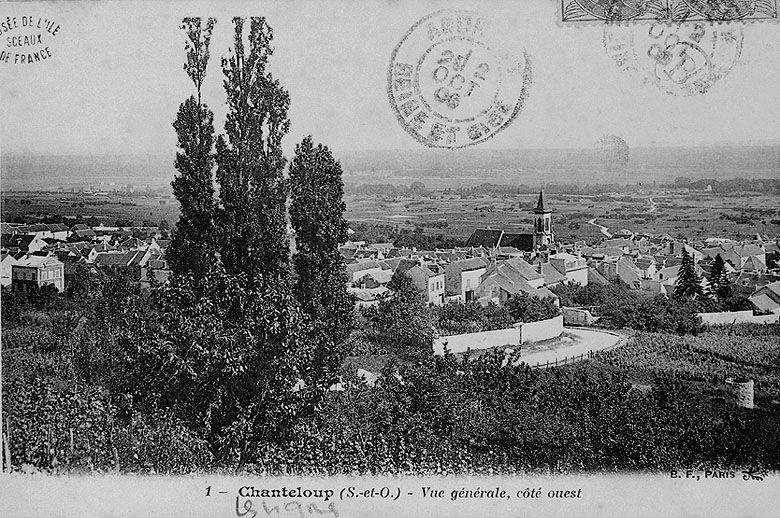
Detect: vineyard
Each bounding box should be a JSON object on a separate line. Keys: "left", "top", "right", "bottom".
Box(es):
{"left": 594, "top": 324, "right": 780, "bottom": 396}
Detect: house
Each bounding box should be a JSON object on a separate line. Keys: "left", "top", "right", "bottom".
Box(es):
{"left": 475, "top": 260, "right": 557, "bottom": 305}
{"left": 397, "top": 260, "right": 445, "bottom": 306}
{"left": 93, "top": 250, "right": 152, "bottom": 269}
{"left": 502, "top": 257, "right": 545, "bottom": 288}
{"left": 634, "top": 257, "right": 657, "bottom": 280}
{"left": 749, "top": 281, "right": 780, "bottom": 314}
{"left": 118, "top": 237, "right": 148, "bottom": 251}
{"left": 703, "top": 243, "right": 766, "bottom": 270}
{"left": 587, "top": 267, "right": 610, "bottom": 285}
{"left": 355, "top": 269, "right": 393, "bottom": 288}
{"left": 11, "top": 255, "right": 65, "bottom": 292}
{"left": 444, "top": 257, "right": 488, "bottom": 302}
{"left": 0, "top": 253, "right": 19, "bottom": 287}
{"left": 539, "top": 262, "right": 567, "bottom": 287}
{"left": 549, "top": 252, "right": 589, "bottom": 286}
{"left": 602, "top": 238, "right": 636, "bottom": 253}
{"left": 663, "top": 241, "right": 704, "bottom": 262}
{"left": 742, "top": 255, "right": 767, "bottom": 273}
{"left": 348, "top": 286, "right": 391, "bottom": 308}
{"left": 656, "top": 265, "right": 681, "bottom": 283}
{"left": 345, "top": 260, "right": 383, "bottom": 283}
{"left": 46, "top": 223, "right": 69, "bottom": 240}
{"left": 71, "top": 228, "right": 96, "bottom": 240}
{"left": 1, "top": 233, "right": 47, "bottom": 254}
{"left": 598, "top": 257, "right": 641, "bottom": 289}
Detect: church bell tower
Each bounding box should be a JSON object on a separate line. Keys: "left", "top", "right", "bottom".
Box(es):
{"left": 532, "top": 190, "right": 553, "bottom": 248}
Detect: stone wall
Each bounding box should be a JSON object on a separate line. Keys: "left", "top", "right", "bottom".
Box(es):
{"left": 433, "top": 327, "right": 521, "bottom": 355}
{"left": 698, "top": 310, "right": 779, "bottom": 325}
{"left": 433, "top": 315, "right": 565, "bottom": 355}
{"left": 562, "top": 307, "right": 599, "bottom": 326}
{"left": 520, "top": 315, "right": 564, "bottom": 343}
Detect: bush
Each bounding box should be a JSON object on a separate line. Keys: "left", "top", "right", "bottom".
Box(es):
{"left": 505, "top": 293, "right": 560, "bottom": 323}
{"left": 433, "top": 301, "right": 513, "bottom": 335}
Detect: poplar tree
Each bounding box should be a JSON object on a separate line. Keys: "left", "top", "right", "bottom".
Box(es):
{"left": 215, "top": 17, "right": 291, "bottom": 284}
{"left": 169, "top": 17, "right": 218, "bottom": 279}
{"left": 289, "top": 136, "right": 354, "bottom": 382}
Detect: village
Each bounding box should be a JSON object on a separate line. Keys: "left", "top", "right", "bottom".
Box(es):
{"left": 2, "top": 190, "right": 779, "bottom": 337}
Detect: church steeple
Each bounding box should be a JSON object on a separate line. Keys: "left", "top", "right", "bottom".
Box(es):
{"left": 534, "top": 189, "right": 550, "bottom": 213}
{"left": 531, "top": 189, "right": 553, "bottom": 248}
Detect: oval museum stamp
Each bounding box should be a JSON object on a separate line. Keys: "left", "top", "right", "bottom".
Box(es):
{"left": 387, "top": 9, "right": 533, "bottom": 149}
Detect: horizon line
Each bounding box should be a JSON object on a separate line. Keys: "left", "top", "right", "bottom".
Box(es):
{"left": 2, "top": 141, "right": 780, "bottom": 158}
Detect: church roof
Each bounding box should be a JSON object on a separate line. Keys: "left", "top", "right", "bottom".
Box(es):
{"left": 466, "top": 229, "right": 504, "bottom": 249}
{"left": 500, "top": 232, "right": 534, "bottom": 251}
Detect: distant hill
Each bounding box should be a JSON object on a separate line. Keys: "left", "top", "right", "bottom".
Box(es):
{"left": 2, "top": 145, "right": 778, "bottom": 190}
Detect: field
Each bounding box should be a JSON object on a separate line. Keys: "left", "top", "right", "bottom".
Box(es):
{"left": 592, "top": 325, "right": 780, "bottom": 407}
{"left": 2, "top": 187, "right": 779, "bottom": 246}
{"left": 344, "top": 190, "right": 780, "bottom": 245}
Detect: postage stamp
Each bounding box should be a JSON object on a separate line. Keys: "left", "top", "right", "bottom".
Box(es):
{"left": 561, "top": 0, "right": 778, "bottom": 23}
{"left": 387, "top": 9, "right": 532, "bottom": 148}
{"left": 604, "top": 21, "right": 743, "bottom": 96}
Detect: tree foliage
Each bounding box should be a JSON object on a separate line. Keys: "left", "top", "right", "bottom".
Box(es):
{"left": 112, "top": 269, "right": 321, "bottom": 465}
{"left": 289, "top": 136, "right": 354, "bottom": 385}
{"left": 168, "top": 17, "right": 218, "bottom": 280}
{"left": 215, "top": 17, "right": 291, "bottom": 284}
{"left": 674, "top": 248, "right": 705, "bottom": 300}
{"left": 365, "top": 270, "right": 434, "bottom": 359}
{"left": 505, "top": 292, "right": 560, "bottom": 323}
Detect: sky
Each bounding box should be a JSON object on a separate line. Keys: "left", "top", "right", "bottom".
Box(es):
{"left": 1, "top": 0, "right": 779, "bottom": 159}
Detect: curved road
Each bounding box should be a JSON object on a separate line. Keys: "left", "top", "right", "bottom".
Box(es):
{"left": 587, "top": 218, "right": 612, "bottom": 238}
{"left": 514, "top": 327, "right": 626, "bottom": 368}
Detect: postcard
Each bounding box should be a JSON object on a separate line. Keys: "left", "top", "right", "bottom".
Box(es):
{"left": 1, "top": 1, "right": 779, "bottom": 517}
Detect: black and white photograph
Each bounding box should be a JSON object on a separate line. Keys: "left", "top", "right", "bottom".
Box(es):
{"left": 1, "top": 1, "right": 779, "bottom": 516}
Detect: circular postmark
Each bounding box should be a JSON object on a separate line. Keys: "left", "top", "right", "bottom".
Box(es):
{"left": 604, "top": 21, "right": 743, "bottom": 96}
{"left": 387, "top": 10, "right": 532, "bottom": 148}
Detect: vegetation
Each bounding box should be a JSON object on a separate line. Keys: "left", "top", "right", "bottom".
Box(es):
{"left": 362, "top": 271, "right": 435, "bottom": 359}
{"left": 289, "top": 136, "right": 355, "bottom": 385}
{"left": 167, "top": 17, "right": 218, "bottom": 280}
{"left": 3, "top": 16, "right": 778, "bottom": 477}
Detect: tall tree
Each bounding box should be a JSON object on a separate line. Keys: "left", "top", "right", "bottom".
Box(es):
{"left": 368, "top": 270, "right": 434, "bottom": 359}
{"left": 289, "top": 136, "right": 354, "bottom": 383}
{"left": 674, "top": 248, "right": 705, "bottom": 299}
{"left": 707, "top": 254, "right": 731, "bottom": 300}
{"left": 215, "top": 17, "right": 291, "bottom": 284}
{"left": 168, "top": 17, "right": 218, "bottom": 279}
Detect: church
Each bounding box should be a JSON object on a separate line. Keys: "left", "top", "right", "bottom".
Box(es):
{"left": 465, "top": 190, "right": 554, "bottom": 252}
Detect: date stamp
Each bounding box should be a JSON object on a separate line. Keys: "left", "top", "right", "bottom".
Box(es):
{"left": 604, "top": 20, "right": 743, "bottom": 96}
{"left": 387, "top": 9, "right": 532, "bottom": 148}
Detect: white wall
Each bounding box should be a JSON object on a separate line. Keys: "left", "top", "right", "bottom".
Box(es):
{"left": 433, "top": 314, "right": 564, "bottom": 355}
{"left": 566, "top": 268, "right": 589, "bottom": 286}
{"left": 698, "top": 311, "right": 779, "bottom": 325}
{"left": 520, "top": 315, "right": 564, "bottom": 343}
{"left": 562, "top": 307, "right": 598, "bottom": 326}
{"left": 462, "top": 268, "right": 484, "bottom": 299}
{"left": 434, "top": 327, "right": 521, "bottom": 355}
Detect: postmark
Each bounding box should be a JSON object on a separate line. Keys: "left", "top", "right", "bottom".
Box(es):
{"left": 561, "top": 0, "right": 777, "bottom": 23}
{"left": 387, "top": 10, "right": 532, "bottom": 149}
{"left": 0, "top": 15, "right": 61, "bottom": 65}
{"left": 604, "top": 21, "right": 743, "bottom": 96}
